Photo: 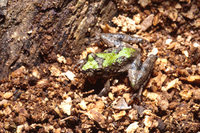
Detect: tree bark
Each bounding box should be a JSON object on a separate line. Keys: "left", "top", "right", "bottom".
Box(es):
{"left": 0, "top": 0, "right": 117, "bottom": 80}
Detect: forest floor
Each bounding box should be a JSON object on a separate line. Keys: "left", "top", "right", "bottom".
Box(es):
{"left": 1, "top": 0, "right": 200, "bottom": 132}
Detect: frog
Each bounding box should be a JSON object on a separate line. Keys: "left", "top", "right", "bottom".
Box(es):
{"left": 76, "top": 33, "right": 157, "bottom": 104}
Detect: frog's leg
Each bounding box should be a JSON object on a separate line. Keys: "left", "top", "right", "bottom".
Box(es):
{"left": 128, "top": 73, "right": 151, "bottom": 105}
{"left": 98, "top": 79, "right": 110, "bottom": 97}
{"left": 128, "top": 54, "right": 157, "bottom": 104}
{"left": 100, "top": 33, "right": 145, "bottom": 48}
{"left": 128, "top": 53, "right": 141, "bottom": 89}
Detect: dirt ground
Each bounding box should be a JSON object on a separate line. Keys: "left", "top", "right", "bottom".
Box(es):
{"left": 0, "top": 0, "right": 200, "bottom": 132}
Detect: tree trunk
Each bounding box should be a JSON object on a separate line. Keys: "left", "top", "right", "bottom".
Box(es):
{"left": 0, "top": 0, "right": 117, "bottom": 80}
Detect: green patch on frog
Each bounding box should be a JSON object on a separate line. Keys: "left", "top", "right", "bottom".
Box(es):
{"left": 82, "top": 54, "right": 99, "bottom": 70}
{"left": 82, "top": 47, "right": 136, "bottom": 70}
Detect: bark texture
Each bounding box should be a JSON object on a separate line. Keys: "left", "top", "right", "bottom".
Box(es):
{"left": 0, "top": 0, "right": 117, "bottom": 80}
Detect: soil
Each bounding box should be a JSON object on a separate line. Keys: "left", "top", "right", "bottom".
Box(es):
{"left": 0, "top": 0, "right": 200, "bottom": 132}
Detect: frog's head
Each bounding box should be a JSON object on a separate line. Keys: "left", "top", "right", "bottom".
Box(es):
{"left": 82, "top": 54, "right": 99, "bottom": 71}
